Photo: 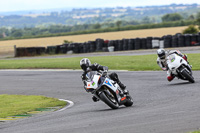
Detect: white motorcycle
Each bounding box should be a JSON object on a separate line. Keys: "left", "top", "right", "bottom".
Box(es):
{"left": 83, "top": 71, "right": 133, "bottom": 109}
{"left": 167, "top": 53, "right": 195, "bottom": 83}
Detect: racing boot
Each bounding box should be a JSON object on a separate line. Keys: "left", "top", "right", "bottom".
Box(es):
{"left": 118, "top": 81, "right": 129, "bottom": 94}
{"left": 167, "top": 75, "right": 175, "bottom": 82}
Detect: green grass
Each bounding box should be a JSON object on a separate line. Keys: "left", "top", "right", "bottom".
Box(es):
{"left": 0, "top": 53, "right": 200, "bottom": 70}
{"left": 0, "top": 94, "right": 66, "bottom": 118}
{"left": 189, "top": 131, "right": 200, "bottom": 133}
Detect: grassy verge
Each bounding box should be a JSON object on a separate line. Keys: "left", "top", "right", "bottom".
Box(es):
{"left": 189, "top": 131, "right": 200, "bottom": 133}
{"left": 0, "top": 53, "right": 200, "bottom": 70}
{"left": 0, "top": 94, "right": 66, "bottom": 118}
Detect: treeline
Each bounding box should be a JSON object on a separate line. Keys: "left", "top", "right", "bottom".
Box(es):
{"left": 0, "top": 4, "right": 199, "bottom": 28}
{"left": 0, "top": 12, "right": 200, "bottom": 40}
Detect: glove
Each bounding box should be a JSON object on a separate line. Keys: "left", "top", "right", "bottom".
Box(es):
{"left": 81, "top": 73, "right": 86, "bottom": 80}
{"left": 102, "top": 71, "right": 107, "bottom": 77}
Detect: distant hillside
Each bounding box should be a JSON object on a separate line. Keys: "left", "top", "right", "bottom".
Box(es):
{"left": 0, "top": 4, "right": 200, "bottom": 28}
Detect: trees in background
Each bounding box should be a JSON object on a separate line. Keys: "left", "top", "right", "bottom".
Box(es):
{"left": 182, "top": 25, "right": 199, "bottom": 34}
{"left": 1, "top": 12, "right": 200, "bottom": 39}
{"left": 162, "top": 13, "right": 183, "bottom": 22}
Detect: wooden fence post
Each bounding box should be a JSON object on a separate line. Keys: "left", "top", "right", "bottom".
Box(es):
{"left": 14, "top": 45, "right": 17, "bottom": 57}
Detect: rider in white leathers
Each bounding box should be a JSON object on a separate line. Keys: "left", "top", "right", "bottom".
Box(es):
{"left": 156, "top": 49, "right": 188, "bottom": 81}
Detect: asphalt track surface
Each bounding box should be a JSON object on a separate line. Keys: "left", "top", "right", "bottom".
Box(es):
{"left": 0, "top": 70, "right": 200, "bottom": 133}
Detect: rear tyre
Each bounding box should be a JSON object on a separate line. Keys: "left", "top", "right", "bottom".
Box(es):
{"left": 124, "top": 95, "right": 133, "bottom": 107}
{"left": 99, "top": 91, "right": 119, "bottom": 109}
{"left": 181, "top": 69, "right": 195, "bottom": 83}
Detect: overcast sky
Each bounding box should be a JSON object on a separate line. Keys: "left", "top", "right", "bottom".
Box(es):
{"left": 0, "top": 0, "right": 199, "bottom": 12}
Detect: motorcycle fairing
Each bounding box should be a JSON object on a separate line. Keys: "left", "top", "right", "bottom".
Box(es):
{"left": 86, "top": 75, "right": 100, "bottom": 90}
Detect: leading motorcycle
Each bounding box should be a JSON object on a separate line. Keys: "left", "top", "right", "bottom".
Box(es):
{"left": 83, "top": 71, "right": 133, "bottom": 109}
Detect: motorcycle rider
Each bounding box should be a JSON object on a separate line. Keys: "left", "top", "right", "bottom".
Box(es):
{"left": 156, "top": 48, "right": 189, "bottom": 82}
{"left": 80, "top": 58, "right": 127, "bottom": 102}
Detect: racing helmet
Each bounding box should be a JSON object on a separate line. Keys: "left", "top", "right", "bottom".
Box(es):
{"left": 80, "top": 58, "right": 91, "bottom": 71}
{"left": 157, "top": 49, "right": 166, "bottom": 59}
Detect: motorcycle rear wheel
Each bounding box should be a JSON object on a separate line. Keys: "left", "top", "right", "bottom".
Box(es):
{"left": 99, "top": 91, "right": 119, "bottom": 109}
{"left": 124, "top": 95, "right": 133, "bottom": 107}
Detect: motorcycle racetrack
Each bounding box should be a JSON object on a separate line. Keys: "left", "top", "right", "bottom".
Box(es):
{"left": 0, "top": 70, "right": 200, "bottom": 133}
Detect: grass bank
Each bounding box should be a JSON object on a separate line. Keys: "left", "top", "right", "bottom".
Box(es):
{"left": 0, "top": 53, "right": 200, "bottom": 70}
{"left": 0, "top": 94, "right": 66, "bottom": 118}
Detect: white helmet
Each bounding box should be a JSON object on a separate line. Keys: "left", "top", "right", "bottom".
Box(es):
{"left": 157, "top": 49, "right": 166, "bottom": 59}
{"left": 80, "top": 58, "right": 91, "bottom": 71}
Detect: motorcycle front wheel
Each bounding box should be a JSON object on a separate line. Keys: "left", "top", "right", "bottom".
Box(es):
{"left": 99, "top": 91, "right": 119, "bottom": 109}
{"left": 181, "top": 69, "right": 195, "bottom": 83}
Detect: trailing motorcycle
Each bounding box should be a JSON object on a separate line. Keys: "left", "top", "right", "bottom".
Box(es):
{"left": 167, "top": 53, "right": 195, "bottom": 83}
{"left": 83, "top": 71, "right": 133, "bottom": 109}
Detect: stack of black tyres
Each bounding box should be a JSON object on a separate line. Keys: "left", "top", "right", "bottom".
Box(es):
{"left": 18, "top": 48, "right": 28, "bottom": 56}
{"left": 117, "top": 40, "right": 123, "bottom": 51}
{"left": 88, "top": 41, "right": 96, "bottom": 52}
{"left": 79, "top": 43, "right": 84, "bottom": 53}
{"left": 128, "top": 39, "right": 134, "bottom": 50}
{"left": 141, "top": 38, "right": 147, "bottom": 49}
{"left": 177, "top": 34, "right": 185, "bottom": 47}
{"left": 58, "top": 45, "right": 67, "bottom": 54}
{"left": 67, "top": 44, "right": 74, "bottom": 53}
{"left": 163, "top": 35, "right": 172, "bottom": 48}
{"left": 191, "top": 34, "right": 198, "bottom": 45}
{"left": 82, "top": 43, "right": 88, "bottom": 53}
{"left": 96, "top": 38, "right": 104, "bottom": 52}
{"left": 184, "top": 34, "right": 191, "bottom": 46}
{"left": 134, "top": 38, "right": 141, "bottom": 50}
{"left": 72, "top": 43, "right": 80, "bottom": 53}
{"left": 146, "top": 37, "right": 153, "bottom": 49}
{"left": 198, "top": 32, "right": 200, "bottom": 44}
{"left": 121, "top": 39, "right": 127, "bottom": 51}
{"left": 172, "top": 35, "right": 178, "bottom": 47}
{"left": 113, "top": 40, "right": 118, "bottom": 51}
{"left": 46, "top": 46, "right": 56, "bottom": 54}
{"left": 35, "top": 47, "right": 45, "bottom": 55}
{"left": 55, "top": 45, "right": 62, "bottom": 54}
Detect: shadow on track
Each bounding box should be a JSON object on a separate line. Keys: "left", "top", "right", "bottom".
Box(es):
{"left": 93, "top": 105, "right": 134, "bottom": 112}
{"left": 167, "top": 81, "right": 194, "bottom": 86}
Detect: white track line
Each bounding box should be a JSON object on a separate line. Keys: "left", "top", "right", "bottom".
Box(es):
{"left": 58, "top": 99, "right": 74, "bottom": 112}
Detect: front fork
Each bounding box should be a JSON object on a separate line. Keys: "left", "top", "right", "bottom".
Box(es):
{"left": 177, "top": 65, "right": 192, "bottom": 79}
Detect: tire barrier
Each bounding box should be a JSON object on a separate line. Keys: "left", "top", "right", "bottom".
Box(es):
{"left": 172, "top": 35, "right": 178, "bottom": 47}
{"left": 177, "top": 34, "right": 185, "bottom": 47}
{"left": 146, "top": 37, "right": 153, "bottom": 49}
{"left": 164, "top": 35, "right": 172, "bottom": 48}
{"left": 15, "top": 32, "right": 200, "bottom": 57}
{"left": 184, "top": 34, "right": 191, "bottom": 46}
{"left": 134, "top": 38, "right": 141, "bottom": 50}
{"left": 128, "top": 39, "right": 134, "bottom": 50}
{"left": 117, "top": 40, "right": 123, "bottom": 51}
{"left": 16, "top": 47, "right": 45, "bottom": 57}
{"left": 96, "top": 38, "right": 104, "bottom": 52}
{"left": 113, "top": 40, "right": 118, "bottom": 51}
{"left": 141, "top": 38, "right": 147, "bottom": 49}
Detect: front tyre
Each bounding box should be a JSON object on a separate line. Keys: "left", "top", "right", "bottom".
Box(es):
{"left": 181, "top": 69, "right": 195, "bottom": 83}
{"left": 99, "top": 91, "right": 119, "bottom": 109}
